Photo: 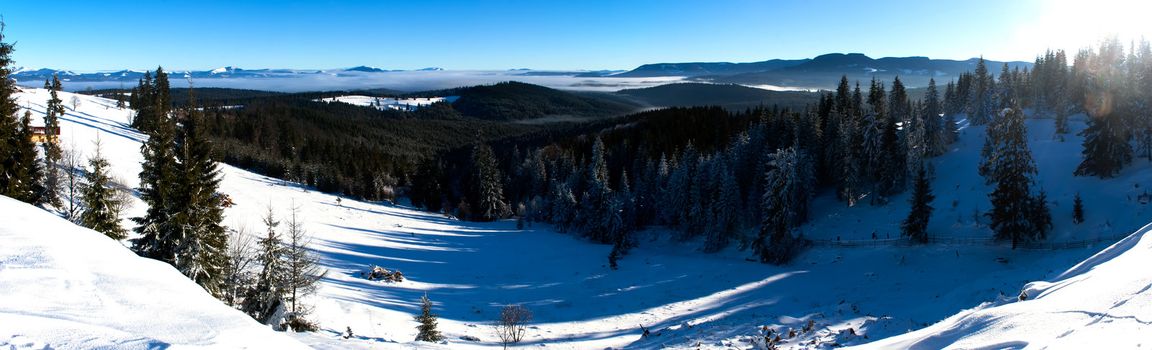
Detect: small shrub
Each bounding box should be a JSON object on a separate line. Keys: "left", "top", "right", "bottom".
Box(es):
{"left": 496, "top": 304, "right": 532, "bottom": 349}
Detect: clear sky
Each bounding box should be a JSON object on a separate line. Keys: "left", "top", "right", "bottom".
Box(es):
{"left": 2, "top": 0, "right": 1149, "bottom": 71}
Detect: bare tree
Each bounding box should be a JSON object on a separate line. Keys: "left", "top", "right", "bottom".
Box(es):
{"left": 496, "top": 304, "right": 532, "bottom": 349}
{"left": 60, "top": 140, "right": 84, "bottom": 223}
{"left": 223, "top": 225, "right": 255, "bottom": 308}
{"left": 282, "top": 202, "right": 324, "bottom": 331}
{"left": 70, "top": 95, "right": 81, "bottom": 111}
{"left": 109, "top": 175, "right": 134, "bottom": 217}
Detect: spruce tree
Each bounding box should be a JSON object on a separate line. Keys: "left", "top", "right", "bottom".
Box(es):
{"left": 244, "top": 205, "right": 285, "bottom": 323}
{"left": 1074, "top": 112, "right": 1131, "bottom": 178}
{"left": 79, "top": 137, "right": 127, "bottom": 240}
{"left": 1072, "top": 192, "right": 1084, "bottom": 224}
{"left": 982, "top": 107, "right": 1046, "bottom": 248}
{"left": 901, "top": 164, "right": 934, "bottom": 244}
{"left": 6, "top": 110, "right": 44, "bottom": 204}
{"left": 470, "top": 142, "right": 508, "bottom": 221}
{"left": 0, "top": 21, "right": 26, "bottom": 202}
{"left": 41, "top": 74, "right": 65, "bottom": 207}
{"left": 172, "top": 97, "right": 229, "bottom": 298}
{"left": 414, "top": 294, "right": 443, "bottom": 342}
{"left": 755, "top": 147, "right": 808, "bottom": 264}
{"left": 923, "top": 79, "right": 949, "bottom": 156}
{"left": 132, "top": 68, "right": 180, "bottom": 263}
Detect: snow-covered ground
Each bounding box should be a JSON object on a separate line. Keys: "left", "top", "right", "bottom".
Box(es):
{"left": 315, "top": 95, "right": 459, "bottom": 111}
{"left": 0, "top": 196, "right": 309, "bottom": 350}
{"left": 9, "top": 88, "right": 1152, "bottom": 349}
{"left": 853, "top": 221, "right": 1152, "bottom": 349}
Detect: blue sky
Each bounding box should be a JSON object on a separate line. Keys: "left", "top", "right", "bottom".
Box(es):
{"left": 2, "top": 0, "right": 1145, "bottom": 71}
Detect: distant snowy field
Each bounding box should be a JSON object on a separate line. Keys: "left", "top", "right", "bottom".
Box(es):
{"left": 7, "top": 88, "right": 1152, "bottom": 349}
{"left": 315, "top": 95, "right": 459, "bottom": 111}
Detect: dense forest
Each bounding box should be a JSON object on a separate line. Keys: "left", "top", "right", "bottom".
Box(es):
{"left": 409, "top": 37, "right": 1152, "bottom": 263}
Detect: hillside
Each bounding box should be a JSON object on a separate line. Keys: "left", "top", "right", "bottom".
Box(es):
{"left": 0, "top": 195, "right": 308, "bottom": 349}
{"left": 15, "top": 85, "right": 1151, "bottom": 349}
{"left": 617, "top": 82, "right": 820, "bottom": 110}
{"left": 438, "top": 81, "right": 642, "bottom": 120}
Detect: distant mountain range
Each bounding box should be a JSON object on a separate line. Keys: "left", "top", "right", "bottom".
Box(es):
{"left": 615, "top": 53, "right": 1032, "bottom": 89}
{"left": 10, "top": 66, "right": 447, "bottom": 84}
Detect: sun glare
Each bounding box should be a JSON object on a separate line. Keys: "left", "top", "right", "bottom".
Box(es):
{"left": 1011, "top": 0, "right": 1151, "bottom": 59}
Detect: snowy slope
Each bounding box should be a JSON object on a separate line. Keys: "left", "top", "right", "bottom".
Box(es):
{"left": 12, "top": 88, "right": 1152, "bottom": 349}
{"left": 0, "top": 195, "right": 309, "bottom": 349}
{"left": 853, "top": 221, "right": 1152, "bottom": 349}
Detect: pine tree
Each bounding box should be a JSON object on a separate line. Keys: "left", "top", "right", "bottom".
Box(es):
{"left": 40, "top": 74, "right": 65, "bottom": 207}
{"left": 923, "top": 79, "right": 949, "bottom": 156}
{"left": 1072, "top": 192, "right": 1085, "bottom": 224}
{"left": 969, "top": 57, "right": 995, "bottom": 125}
{"left": 79, "top": 137, "right": 127, "bottom": 240}
{"left": 172, "top": 98, "right": 229, "bottom": 298}
{"left": 0, "top": 21, "right": 32, "bottom": 203}
{"left": 470, "top": 142, "right": 508, "bottom": 221}
{"left": 982, "top": 107, "right": 1045, "bottom": 248}
{"left": 754, "top": 147, "right": 808, "bottom": 264}
{"left": 1030, "top": 189, "right": 1053, "bottom": 238}
{"left": 901, "top": 164, "right": 934, "bottom": 244}
{"left": 243, "top": 205, "right": 285, "bottom": 323}
{"left": 414, "top": 294, "right": 444, "bottom": 342}
{"left": 1074, "top": 112, "right": 1131, "bottom": 178}
{"left": 6, "top": 110, "right": 44, "bottom": 204}
{"left": 131, "top": 68, "right": 180, "bottom": 263}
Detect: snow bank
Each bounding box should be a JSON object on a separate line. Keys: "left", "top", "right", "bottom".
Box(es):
{"left": 853, "top": 222, "right": 1152, "bottom": 349}
{"left": 0, "top": 195, "right": 309, "bottom": 350}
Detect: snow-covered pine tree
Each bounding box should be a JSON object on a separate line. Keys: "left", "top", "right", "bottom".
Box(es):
{"left": 0, "top": 23, "right": 17, "bottom": 199}
{"left": 243, "top": 205, "right": 285, "bottom": 323}
{"left": 549, "top": 181, "right": 577, "bottom": 232}
{"left": 661, "top": 149, "right": 692, "bottom": 228}
{"left": 838, "top": 108, "right": 863, "bottom": 207}
{"left": 904, "top": 107, "right": 927, "bottom": 191}
{"left": 470, "top": 142, "right": 509, "bottom": 221}
{"left": 172, "top": 96, "right": 229, "bottom": 299}
{"left": 755, "top": 147, "right": 808, "bottom": 264}
{"left": 0, "top": 23, "right": 43, "bottom": 204}
{"left": 704, "top": 156, "right": 740, "bottom": 253}
{"left": 578, "top": 136, "right": 614, "bottom": 243}
{"left": 40, "top": 74, "right": 65, "bottom": 207}
{"left": 414, "top": 294, "right": 443, "bottom": 342}
{"left": 4, "top": 110, "right": 44, "bottom": 204}
{"left": 923, "top": 79, "right": 949, "bottom": 156}
{"left": 968, "top": 57, "right": 994, "bottom": 125}
{"left": 132, "top": 68, "right": 180, "bottom": 263}
{"left": 901, "top": 163, "right": 934, "bottom": 244}
{"left": 79, "top": 137, "right": 127, "bottom": 240}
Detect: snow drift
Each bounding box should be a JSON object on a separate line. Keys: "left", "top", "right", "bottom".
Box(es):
{"left": 0, "top": 195, "right": 308, "bottom": 350}
{"left": 854, "top": 221, "right": 1152, "bottom": 349}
